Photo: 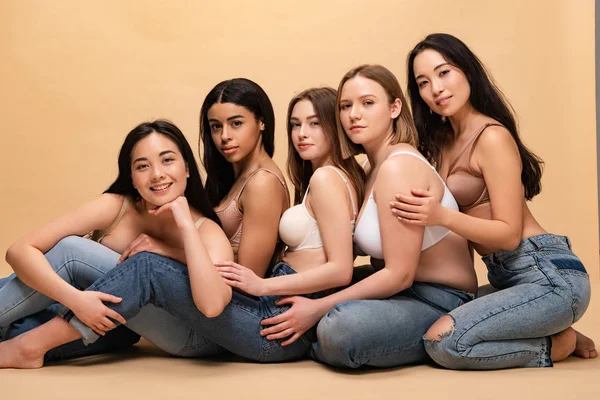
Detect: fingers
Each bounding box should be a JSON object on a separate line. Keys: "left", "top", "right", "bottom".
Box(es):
{"left": 214, "top": 260, "right": 242, "bottom": 268}
{"left": 100, "top": 317, "right": 117, "bottom": 331}
{"left": 390, "top": 202, "right": 421, "bottom": 214}
{"left": 281, "top": 333, "right": 302, "bottom": 347}
{"left": 218, "top": 271, "right": 240, "bottom": 281}
{"left": 92, "top": 325, "right": 106, "bottom": 336}
{"left": 265, "top": 328, "right": 295, "bottom": 341}
{"left": 98, "top": 292, "right": 123, "bottom": 304}
{"left": 106, "top": 308, "right": 127, "bottom": 325}
{"left": 118, "top": 235, "right": 145, "bottom": 263}
{"left": 222, "top": 279, "right": 241, "bottom": 289}
{"left": 148, "top": 203, "right": 170, "bottom": 216}
{"left": 396, "top": 215, "right": 425, "bottom": 225}
{"left": 394, "top": 194, "right": 426, "bottom": 205}
{"left": 216, "top": 266, "right": 241, "bottom": 275}
{"left": 261, "top": 311, "right": 290, "bottom": 326}
{"left": 411, "top": 188, "right": 432, "bottom": 197}
{"left": 274, "top": 297, "right": 296, "bottom": 306}
{"left": 260, "top": 322, "right": 290, "bottom": 337}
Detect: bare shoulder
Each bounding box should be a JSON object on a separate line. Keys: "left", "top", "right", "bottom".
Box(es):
{"left": 99, "top": 193, "right": 127, "bottom": 208}
{"left": 475, "top": 124, "right": 518, "bottom": 155}
{"left": 244, "top": 170, "right": 286, "bottom": 198}
{"left": 380, "top": 145, "right": 430, "bottom": 180}
{"left": 309, "top": 167, "right": 348, "bottom": 193}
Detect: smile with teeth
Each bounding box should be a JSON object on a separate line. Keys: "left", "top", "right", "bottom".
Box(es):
{"left": 150, "top": 183, "right": 172, "bottom": 191}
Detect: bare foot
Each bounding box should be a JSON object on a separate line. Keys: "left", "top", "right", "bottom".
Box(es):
{"left": 572, "top": 330, "right": 597, "bottom": 359}
{"left": 0, "top": 334, "right": 45, "bottom": 369}
{"left": 550, "top": 327, "right": 576, "bottom": 362}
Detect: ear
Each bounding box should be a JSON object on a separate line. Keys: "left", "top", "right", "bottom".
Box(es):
{"left": 259, "top": 120, "right": 265, "bottom": 131}
{"left": 390, "top": 98, "right": 402, "bottom": 119}
{"left": 185, "top": 162, "right": 190, "bottom": 178}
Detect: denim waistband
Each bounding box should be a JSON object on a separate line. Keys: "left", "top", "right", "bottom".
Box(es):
{"left": 270, "top": 262, "right": 297, "bottom": 277}
{"left": 482, "top": 233, "right": 572, "bottom": 266}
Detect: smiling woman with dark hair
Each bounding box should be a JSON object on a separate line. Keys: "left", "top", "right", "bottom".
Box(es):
{"left": 0, "top": 120, "right": 233, "bottom": 368}
{"left": 391, "top": 33, "right": 596, "bottom": 369}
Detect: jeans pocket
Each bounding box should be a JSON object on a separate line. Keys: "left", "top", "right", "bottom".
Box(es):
{"left": 499, "top": 254, "right": 538, "bottom": 273}
{"left": 558, "top": 270, "right": 591, "bottom": 323}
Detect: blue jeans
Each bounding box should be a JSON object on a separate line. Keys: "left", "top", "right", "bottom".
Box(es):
{"left": 424, "top": 233, "right": 592, "bottom": 369}
{"left": 61, "top": 254, "right": 325, "bottom": 362}
{"left": 311, "top": 281, "right": 474, "bottom": 368}
{"left": 0, "top": 236, "right": 199, "bottom": 359}
{"left": 0, "top": 276, "right": 139, "bottom": 362}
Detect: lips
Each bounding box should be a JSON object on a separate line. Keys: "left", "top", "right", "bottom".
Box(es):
{"left": 222, "top": 146, "right": 238, "bottom": 155}
{"left": 150, "top": 183, "right": 173, "bottom": 192}
{"left": 297, "top": 143, "right": 313, "bottom": 150}
{"left": 349, "top": 125, "right": 365, "bottom": 132}
{"left": 435, "top": 96, "right": 452, "bottom": 106}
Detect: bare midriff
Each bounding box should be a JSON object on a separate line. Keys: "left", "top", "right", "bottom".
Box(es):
{"left": 466, "top": 199, "right": 546, "bottom": 257}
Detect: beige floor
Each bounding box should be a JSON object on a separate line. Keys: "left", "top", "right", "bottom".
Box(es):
{"left": 1, "top": 282, "right": 599, "bottom": 400}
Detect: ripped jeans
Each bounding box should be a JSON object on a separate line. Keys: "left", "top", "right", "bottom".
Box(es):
{"left": 424, "top": 234, "right": 591, "bottom": 369}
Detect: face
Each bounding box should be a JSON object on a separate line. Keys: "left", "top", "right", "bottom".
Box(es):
{"left": 290, "top": 99, "right": 331, "bottom": 165}
{"left": 413, "top": 49, "right": 471, "bottom": 118}
{"left": 207, "top": 102, "right": 264, "bottom": 163}
{"left": 130, "top": 133, "right": 189, "bottom": 208}
{"left": 339, "top": 75, "right": 401, "bottom": 145}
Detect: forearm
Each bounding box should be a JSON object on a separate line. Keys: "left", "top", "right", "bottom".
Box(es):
{"left": 181, "top": 226, "right": 232, "bottom": 317}
{"left": 263, "top": 262, "right": 352, "bottom": 296}
{"left": 313, "top": 267, "right": 410, "bottom": 317}
{"left": 442, "top": 208, "right": 521, "bottom": 250}
{"left": 6, "top": 244, "right": 82, "bottom": 307}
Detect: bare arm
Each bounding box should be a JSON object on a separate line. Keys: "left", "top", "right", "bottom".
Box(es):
{"left": 5, "top": 194, "right": 124, "bottom": 310}
{"left": 313, "top": 156, "right": 428, "bottom": 311}
{"left": 393, "top": 127, "right": 524, "bottom": 251}
{"left": 259, "top": 155, "right": 439, "bottom": 345}
{"left": 219, "top": 168, "right": 355, "bottom": 296}
{"left": 150, "top": 198, "right": 233, "bottom": 318}
{"left": 236, "top": 171, "right": 288, "bottom": 277}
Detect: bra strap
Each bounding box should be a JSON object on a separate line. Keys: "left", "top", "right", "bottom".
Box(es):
{"left": 320, "top": 166, "right": 357, "bottom": 220}
{"left": 90, "top": 197, "right": 130, "bottom": 242}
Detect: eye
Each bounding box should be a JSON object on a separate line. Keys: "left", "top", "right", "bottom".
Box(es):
{"left": 310, "top": 121, "right": 320, "bottom": 127}
{"left": 163, "top": 157, "right": 175, "bottom": 164}
{"left": 340, "top": 103, "right": 351, "bottom": 110}
{"left": 439, "top": 70, "right": 450, "bottom": 77}
{"left": 418, "top": 80, "right": 428, "bottom": 88}
{"left": 210, "top": 123, "right": 221, "bottom": 131}
{"left": 363, "top": 100, "right": 373, "bottom": 106}
{"left": 231, "top": 120, "right": 243, "bottom": 127}
{"left": 290, "top": 122, "right": 300, "bottom": 129}
{"left": 136, "top": 163, "right": 149, "bottom": 170}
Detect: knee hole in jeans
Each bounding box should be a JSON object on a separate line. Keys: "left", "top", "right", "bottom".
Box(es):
{"left": 424, "top": 315, "right": 455, "bottom": 341}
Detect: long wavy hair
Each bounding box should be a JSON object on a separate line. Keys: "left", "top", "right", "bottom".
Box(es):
{"left": 199, "top": 78, "right": 276, "bottom": 206}
{"left": 105, "top": 119, "right": 220, "bottom": 225}
{"left": 407, "top": 33, "right": 544, "bottom": 199}
{"left": 286, "top": 87, "right": 365, "bottom": 205}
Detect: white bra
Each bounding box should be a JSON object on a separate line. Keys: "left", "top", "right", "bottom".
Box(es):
{"left": 354, "top": 151, "right": 458, "bottom": 259}
{"left": 279, "top": 166, "right": 357, "bottom": 252}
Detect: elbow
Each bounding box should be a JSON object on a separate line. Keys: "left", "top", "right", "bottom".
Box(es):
{"left": 5, "top": 242, "right": 22, "bottom": 268}
{"left": 501, "top": 231, "right": 522, "bottom": 252}
{"left": 196, "top": 301, "right": 226, "bottom": 318}
{"left": 194, "top": 287, "right": 232, "bottom": 318}
{"left": 389, "top": 271, "right": 414, "bottom": 296}
{"left": 337, "top": 267, "right": 354, "bottom": 287}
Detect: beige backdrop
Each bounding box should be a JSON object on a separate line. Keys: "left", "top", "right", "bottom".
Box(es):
{"left": 0, "top": 0, "right": 597, "bottom": 282}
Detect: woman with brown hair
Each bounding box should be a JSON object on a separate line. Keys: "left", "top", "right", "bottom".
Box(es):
{"left": 258, "top": 65, "right": 477, "bottom": 368}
